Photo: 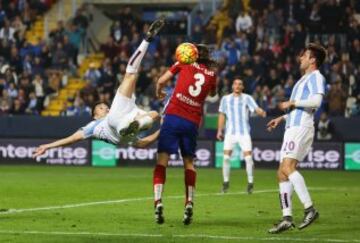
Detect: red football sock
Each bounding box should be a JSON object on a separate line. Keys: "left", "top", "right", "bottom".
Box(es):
{"left": 153, "top": 165, "right": 166, "bottom": 206}
{"left": 185, "top": 169, "right": 196, "bottom": 205}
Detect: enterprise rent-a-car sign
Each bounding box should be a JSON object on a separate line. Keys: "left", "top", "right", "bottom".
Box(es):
{"left": 216, "top": 141, "right": 343, "bottom": 170}
{"left": 92, "top": 140, "right": 214, "bottom": 167}
{"left": 0, "top": 139, "right": 90, "bottom": 165}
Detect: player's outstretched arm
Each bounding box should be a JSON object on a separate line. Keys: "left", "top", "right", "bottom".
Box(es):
{"left": 217, "top": 112, "right": 226, "bottom": 140}
{"left": 156, "top": 71, "right": 173, "bottom": 99}
{"left": 279, "top": 94, "right": 323, "bottom": 111}
{"left": 134, "top": 130, "right": 160, "bottom": 148}
{"left": 255, "top": 107, "right": 267, "bottom": 117}
{"left": 267, "top": 115, "right": 287, "bottom": 132}
{"left": 33, "top": 131, "right": 85, "bottom": 158}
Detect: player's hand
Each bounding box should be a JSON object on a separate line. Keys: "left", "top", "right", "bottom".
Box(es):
{"left": 260, "top": 109, "right": 267, "bottom": 118}
{"left": 279, "top": 101, "right": 295, "bottom": 111}
{"left": 216, "top": 130, "right": 224, "bottom": 141}
{"left": 156, "top": 83, "right": 166, "bottom": 100}
{"left": 32, "top": 144, "right": 49, "bottom": 158}
{"left": 266, "top": 117, "right": 282, "bottom": 132}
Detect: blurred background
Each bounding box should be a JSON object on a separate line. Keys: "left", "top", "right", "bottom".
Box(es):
{"left": 0, "top": 0, "right": 359, "bottom": 170}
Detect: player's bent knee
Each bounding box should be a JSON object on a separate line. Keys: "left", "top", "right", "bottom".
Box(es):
{"left": 148, "top": 111, "right": 160, "bottom": 120}
{"left": 184, "top": 162, "right": 195, "bottom": 171}
{"left": 277, "top": 169, "right": 287, "bottom": 181}
{"left": 243, "top": 151, "right": 252, "bottom": 157}
{"left": 223, "top": 150, "right": 232, "bottom": 157}
{"left": 183, "top": 156, "right": 195, "bottom": 170}
{"left": 157, "top": 152, "right": 169, "bottom": 167}
{"left": 280, "top": 159, "right": 297, "bottom": 177}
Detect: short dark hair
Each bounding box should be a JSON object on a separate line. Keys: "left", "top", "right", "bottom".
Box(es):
{"left": 195, "top": 44, "right": 218, "bottom": 69}
{"left": 91, "top": 101, "right": 109, "bottom": 118}
{"left": 306, "top": 43, "right": 327, "bottom": 67}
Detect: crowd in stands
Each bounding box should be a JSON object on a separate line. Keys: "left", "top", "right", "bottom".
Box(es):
{"left": 1, "top": 0, "right": 360, "bottom": 119}
{"left": 81, "top": 0, "right": 360, "bottom": 120}
{"left": 0, "top": 0, "right": 91, "bottom": 116}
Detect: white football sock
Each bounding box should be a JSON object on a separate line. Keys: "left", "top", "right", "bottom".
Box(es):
{"left": 244, "top": 155, "right": 254, "bottom": 183}
{"left": 154, "top": 184, "right": 163, "bottom": 202}
{"left": 288, "top": 171, "right": 313, "bottom": 209}
{"left": 222, "top": 154, "right": 231, "bottom": 182}
{"left": 126, "top": 40, "right": 149, "bottom": 74}
{"left": 279, "top": 181, "right": 293, "bottom": 217}
{"left": 187, "top": 186, "right": 195, "bottom": 203}
{"left": 137, "top": 115, "right": 153, "bottom": 130}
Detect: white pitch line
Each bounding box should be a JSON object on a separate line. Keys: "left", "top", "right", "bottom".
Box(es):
{"left": 0, "top": 230, "right": 358, "bottom": 243}
{"left": 0, "top": 187, "right": 342, "bottom": 215}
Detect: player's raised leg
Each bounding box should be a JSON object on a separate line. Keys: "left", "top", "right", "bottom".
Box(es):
{"left": 118, "top": 16, "right": 165, "bottom": 98}
{"left": 114, "top": 17, "right": 165, "bottom": 136}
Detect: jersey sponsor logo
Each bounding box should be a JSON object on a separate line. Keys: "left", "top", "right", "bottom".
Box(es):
{"left": 176, "top": 93, "right": 201, "bottom": 107}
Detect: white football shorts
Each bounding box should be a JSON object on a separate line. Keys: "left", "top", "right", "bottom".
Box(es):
{"left": 223, "top": 133, "right": 253, "bottom": 152}
{"left": 280, "top": 126, "right": 314, "bottom": 162}
{"left": 107, "top": 92, "right": 146, "bottom": 133}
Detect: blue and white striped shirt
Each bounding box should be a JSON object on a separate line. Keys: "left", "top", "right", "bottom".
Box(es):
{"left": 286, "top": 70, "right": 326, "bottom": 128}
{"left": 219, "top": 93, "right": 259, "bottom": 135}
{"left": 80, "top": 118, "right": 120, "bottom": 145}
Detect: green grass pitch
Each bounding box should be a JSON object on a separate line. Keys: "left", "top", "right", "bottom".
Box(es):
{"left": 0, "top": 166, "right": 359, "bottom": 242}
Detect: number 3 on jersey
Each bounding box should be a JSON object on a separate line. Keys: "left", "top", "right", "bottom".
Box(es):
{"left": 189, "top": 73, "right": 205, "bottom": 97}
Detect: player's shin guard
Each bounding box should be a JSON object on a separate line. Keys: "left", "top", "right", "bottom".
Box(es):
{"left": 222, "top": 154, "right": 231, "bottom": 183}
{"left": 244, "top": 155, "right": 254, "bottom": 184}
{"left": 279, "top": 181, "right": 293, "bottom": 217}
{"left": 185, "top": 169, "right": 196, "bottom": 205}
{"left": 153, "top": 164, "right": 166, "bottom": 206}
{"left": 126, "top": 40, "right": 149, "bottom": 74}
{"left": 288, "top": 171, "right": 313, "bottom": 209}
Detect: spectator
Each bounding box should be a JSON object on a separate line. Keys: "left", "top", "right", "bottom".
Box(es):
{"left": 9, "top": 98, "right": 24, "bottom": 115}
{"left": 0, "top": 98, "right": 10, "bottom": 115}
{"left": 49, "top": 20, "right": 66, "bottom": 43}
{"left": 52, "top": 42, "right": 68, "bottom": 70}
{"left": 32, "top": 74, "right": 44, "bottom": 108}
{"left": 328, "top": 81, "right": 347, "bottom": 116}
{"left": 73, "top": 96, "right": 91, "bottom": 116}
{"left": 25, "top": 92, "right": 38, "bottom": 114}
{"left": 84, "top": 62, "right": 101, "bottom": 87}
{"left": 235, "top": 11, "right": 253, "bottom": 33}
{"left": 100, "top": 37, "right": 119, "bottom": 60}
{"left": 110, "top": 21, "right": 122, "bottom": 43}
{"left": 0, "top": 20, "right": 15, "bottom": 41}
{"left": 316, "top": 112, "right": 334, "bottom": 140}
{"left": 7, "top": 82, "right": 18, "bottom": 98}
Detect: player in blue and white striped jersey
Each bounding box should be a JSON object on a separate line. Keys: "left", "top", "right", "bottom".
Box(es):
{"left": 217, "top": 78, "right": 266, "bottom": 194}
{"left": 32, "top": 18, "right": 166, "bottom": 158}
{"left": 267, "top": 43, "right": 327, "bottom": 233}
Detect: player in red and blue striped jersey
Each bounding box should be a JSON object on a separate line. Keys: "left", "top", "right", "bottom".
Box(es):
{"left": 153, "top": 45, "right": 217, "bottom": 225}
